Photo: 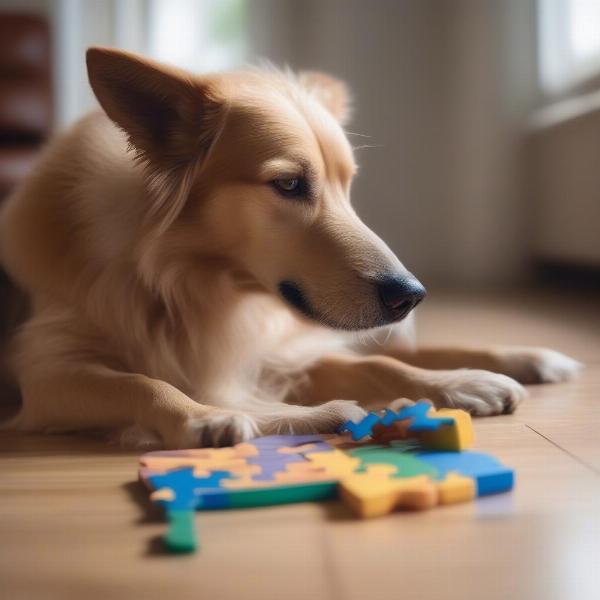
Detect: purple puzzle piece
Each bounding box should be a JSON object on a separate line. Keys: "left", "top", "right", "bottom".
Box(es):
{"left": 247, "top": 435, "right": 334, "bottom": 480}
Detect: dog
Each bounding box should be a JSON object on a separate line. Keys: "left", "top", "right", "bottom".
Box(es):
{"left": 0, "top": 48, "right": 581, "bottom": 449}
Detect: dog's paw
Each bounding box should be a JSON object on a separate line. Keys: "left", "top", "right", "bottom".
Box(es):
{"left": 429, "top": 369, "right": 527, "bottom": 416}
{"left": 496, "top": 348, "right": 583, "bottom": 384}
{"left": 317, "top": 399, "right": 368, "bottom": 428}
{"left": 259, "top": 400, "right": 367, "bottom": 435}
{"left": 172, "top": 411, "right": 259, "bottom": 449}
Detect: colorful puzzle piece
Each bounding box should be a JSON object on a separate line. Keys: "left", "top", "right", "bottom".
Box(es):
{"left": 339, "top": 412, "right": 382, "bottom": 441}
{"left": 139, "top": 404, "right": 513, "bottom": 554}
{"left": 384, "top": 402, "right": 454, "bottom": 432}
{"left": 337, "top": 463, "right": 477, "bottom": 518}
{"left": 349, "top": 445, "right": 439, "bottom": 479}
{"left": 146, "top": 468, "right": 238, "bottom": 553}
{"left": 337, "top": 400, "right": 473, "bottom": 450}
{"left": 148, "top": 467, "right": 233, "bottom": 510}
{"left": 340, "top": 470, "right": 478, "bottom": 518}
{"left": 165, "top": 509, "right": 197, "bottom": 553}
{"left": 416, "top": 450, "right": 514, "bottom": 495}
{"left": 437, "top": 472, "right": 477, "bottom": 505}
{"left": 419, "top": 409, "right": 474, "bottom": 451}
{"left": 340, "top": 470, "right": 438, "bottom": 517}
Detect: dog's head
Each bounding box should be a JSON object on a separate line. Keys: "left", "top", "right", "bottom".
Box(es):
{"left": 87, "top": 48, "right": 425, "bottom": 330}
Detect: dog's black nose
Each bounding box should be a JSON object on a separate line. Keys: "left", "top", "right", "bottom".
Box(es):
{"left": 377, "top": 275, "right": 426, "bottom": 320}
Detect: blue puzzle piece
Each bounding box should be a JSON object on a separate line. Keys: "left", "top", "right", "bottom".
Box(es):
{"left": 148, "top": 467, "right": 234, "bottom": 510}
{"left": 380, "top": 408, "right": 404, "bottom": 426}
{"left": 338, "top": 412, "right": 381, "bottom": 441}
{"left": 338, "top": 401, "right": 455, "bottom": 440}
{"left": 395, "top": 402, "right": 455, "bottom": 432}
{"left": 417, "top": 451, "right": 514, "bottom": 495}
{"left": 197, "top": 490, "right": 232, "bottom": 510}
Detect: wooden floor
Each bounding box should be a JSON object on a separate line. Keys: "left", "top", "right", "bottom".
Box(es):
{"left": 1, "top": 288, "right": 599, "bottom": 600}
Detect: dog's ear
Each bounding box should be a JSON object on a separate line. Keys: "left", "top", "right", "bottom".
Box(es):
{"left": 299, "top": 71, "right": 351, "bottom": 125}
{"left": 86, "top": 47, "right": 224, "bottom": 166}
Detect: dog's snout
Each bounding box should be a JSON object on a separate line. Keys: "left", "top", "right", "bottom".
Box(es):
{"left": 377, "top": 275, "right": 426, "bottom": 320}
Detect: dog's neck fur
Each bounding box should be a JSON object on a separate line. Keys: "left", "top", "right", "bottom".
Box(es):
{"left": 83, "top": 179, "right": 284, "bottom": 405}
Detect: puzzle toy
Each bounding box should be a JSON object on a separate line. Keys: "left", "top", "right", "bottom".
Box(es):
{"left": 139, "top": 401, "right": 514, "bottom": 553}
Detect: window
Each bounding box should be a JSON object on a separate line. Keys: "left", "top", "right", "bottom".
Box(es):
{"left": 538, "top": 0, "right": 600, "bottom": 93}
{"left": 54, "top": 0, "right": 248, "bottom": 127}
{"left": 147, "top": 0, "right": 247, "bottom": 72}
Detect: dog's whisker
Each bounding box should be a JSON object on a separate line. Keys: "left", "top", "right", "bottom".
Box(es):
{"left": 344, "top": 130, "right": 372, "bottom": 138}
{"left": 381, "top": 324, "right": 395, "bottom": 347}
{"left": 352, "top": 144, "right": 384, "bottom": 151}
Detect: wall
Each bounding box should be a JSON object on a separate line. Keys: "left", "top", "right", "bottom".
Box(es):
{"left": 442, "top": 0, "right": 538, "bottom": 285}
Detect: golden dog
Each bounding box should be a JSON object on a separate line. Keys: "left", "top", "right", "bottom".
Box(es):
{"left": 0, "top": 48, "right": 581, "bottom": 448}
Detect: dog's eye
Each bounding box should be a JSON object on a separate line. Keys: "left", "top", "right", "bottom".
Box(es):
{"left": 271, "top": 177, "right": 307, "bottom": 199}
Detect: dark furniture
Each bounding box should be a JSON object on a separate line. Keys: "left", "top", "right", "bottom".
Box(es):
{"left": 0, "top": 13, "right": 52, "bottom": 199}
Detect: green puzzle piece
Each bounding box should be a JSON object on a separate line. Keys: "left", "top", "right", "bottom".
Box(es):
{"left": 165, "top": 509, "right": 197, "bottom": 553}
{"left": 350, "top": 446, "right": 439, "bottom": 479}
{"left": 227, "top": 481, "right": 337, "bottom": 509}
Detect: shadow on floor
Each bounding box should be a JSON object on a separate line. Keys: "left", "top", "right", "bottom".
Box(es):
{"left": 122, "top": 479, "right": 178, "bottom": 557}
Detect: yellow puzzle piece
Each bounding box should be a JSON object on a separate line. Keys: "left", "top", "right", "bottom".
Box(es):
{"left": 339, "top": 466, "right": 438, "bottom": 518}
{"left": 420, "top": 408, "right": 474, "bottom": 451}
{"left": 338, "top": 464, "right": 476, "bottom": 518}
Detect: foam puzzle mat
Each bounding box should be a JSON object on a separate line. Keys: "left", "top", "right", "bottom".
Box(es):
{"left": 139, "top": 401, "right": 514, "bottom": 553}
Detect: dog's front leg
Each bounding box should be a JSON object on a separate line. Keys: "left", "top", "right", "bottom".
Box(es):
{"left": 382, "top": 346, "right": 582, "bottom": 384}
{"left": 15, "top": 364, "right": 257, "bottom": 448}
{"left": 249, "top": 400, "right": 367, "bottom": 436}
{"left": 293, "top": 353, "right": 527, "bottom": 415}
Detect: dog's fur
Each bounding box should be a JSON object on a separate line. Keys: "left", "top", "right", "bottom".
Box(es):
{"left": 0, "top": 48, "right": 581, "bottom": 449}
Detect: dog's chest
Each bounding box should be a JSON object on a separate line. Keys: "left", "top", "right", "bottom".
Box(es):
{"left": 141, "top": 295, "right": 308, "bottom": 402}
